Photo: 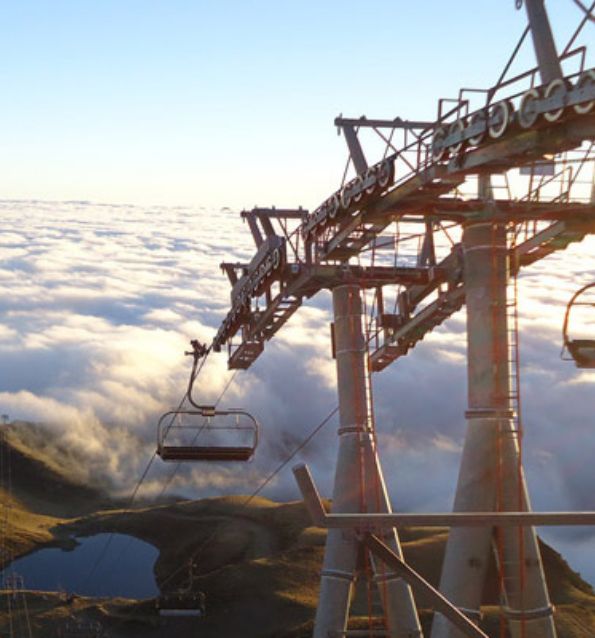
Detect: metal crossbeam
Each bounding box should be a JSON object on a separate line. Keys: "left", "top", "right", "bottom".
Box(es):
{"left": 295, "top": 462, "right": 593, "bottom": 638}
{"left": 335, "top": 116, "right": 435, "bottom": 131}
{"left": 242, "top": 207, "right": 308, "bottom": 220}
{"left": 341, "top": 124, "right": 368, "bottom": 175}
{"left": 293, "top": 463, "right": 595, "bottom": 529}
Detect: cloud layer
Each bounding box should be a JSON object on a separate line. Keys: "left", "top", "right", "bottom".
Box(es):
{"left": 0, "top": 199, "right": 594, "bottom": 581}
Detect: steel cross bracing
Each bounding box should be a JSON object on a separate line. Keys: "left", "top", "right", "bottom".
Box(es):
{"left": 212, "top": 62, "right": 595, "bottom": 369}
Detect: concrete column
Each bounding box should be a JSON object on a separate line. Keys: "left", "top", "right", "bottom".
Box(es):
{"left": 498, "top": 427, "right": 556, "bottom": 637}
{"left": 431, "top": 222, "right": 555, "bottom": 638}
{"left": 313, "top": 284, "right": 421, "bottom": 638}
{"left": 431, "top": 221, "right": 505, "bottom": 638}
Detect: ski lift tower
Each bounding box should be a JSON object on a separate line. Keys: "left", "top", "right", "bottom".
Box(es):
{"left": 210, "top": 1, "right": 595, "bottom": 636}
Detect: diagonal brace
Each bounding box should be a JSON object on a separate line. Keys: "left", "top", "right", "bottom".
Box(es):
{"left": 363, "top": 533, "right": 488, "bottom": 638}
{"left": 340, "top": 124, "right": 368, "bottom": 175}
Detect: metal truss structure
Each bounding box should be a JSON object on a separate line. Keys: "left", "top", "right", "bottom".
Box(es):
{"left": 213, "top": 95, "right": 595, "bottom": 370}
{"left": 208, "top": 2, "right": 595, "bottom": 637}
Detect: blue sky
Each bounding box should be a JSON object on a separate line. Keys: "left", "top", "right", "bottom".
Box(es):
{"left": 0, "top": 0, "right": 591, "bottom": 206}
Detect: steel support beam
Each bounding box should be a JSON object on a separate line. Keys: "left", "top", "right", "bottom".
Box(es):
{"left": 293, "top": 464, "right": 595, "bottom": 528}
{"left": 341, "top": 125, "right": 368, "bottom": 175}
{"left": 363, "top": 535, "right": 488, "bottom": 638}
{"left": 247, "top": 207, "right": 308, "bottom": 219}
{"left": 524, "top": 0, "right": 562, "bottom": 84}
{"left": 313, "top": 284, "right": 421, "bottom": 638}
{"left": 335, "top": 116, "right": 435, "bottom": 131}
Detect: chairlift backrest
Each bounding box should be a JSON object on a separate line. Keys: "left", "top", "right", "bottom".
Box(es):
{"left": 156, "top": 407, "right": 259, "bottom": 462}
{"left": 562, "top": 282, "right": 595, "bottom": 369}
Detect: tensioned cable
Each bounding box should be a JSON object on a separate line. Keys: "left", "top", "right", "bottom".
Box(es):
{"left": 242, "top": 405, "right": 339, "bottom": 507}
{"left": 79, "top": 448, "right": 161, "bottom": 592}
{"left": 78, "top": 349, "right": 211, "bottom": 591}
{"left": 100, "top": 357, "right": 235, "bottom": 580}
{"left": 156, "top": 404, "right": 339, "bottom": 593}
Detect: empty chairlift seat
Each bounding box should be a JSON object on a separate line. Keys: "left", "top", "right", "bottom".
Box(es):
{"left": 157, "top": 590, "right": 206, "bottom": 617}
{"left": 54, "top": 619, "right": 107, "bottom": 638}
{"left": 562, "top": 282, "right": 595, "bottom": 369}
{"left": 156, "top": 407, "right": 259, "bottom": 462}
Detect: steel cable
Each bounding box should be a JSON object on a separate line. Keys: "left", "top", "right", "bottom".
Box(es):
{"left": 156, "top": 404, "right": 339, "bottom": 593}
{"left": 78, "top": 349, "right": 212, "bottom": 591}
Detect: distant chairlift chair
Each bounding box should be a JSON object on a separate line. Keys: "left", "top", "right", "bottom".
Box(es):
{"left": 156, "top": 590, "right": 206, "bottom": 618}
{"left": 562, "top": 282, "right": 595, "bottom": 369}
{"left": 157, "top": 560, "right": 206, "bottom": 619}
{"left": 156, "top": 406, "right": 259, "bottom": 462}
{"left": 55, "top": 619, "right": 106, "bottom": 638}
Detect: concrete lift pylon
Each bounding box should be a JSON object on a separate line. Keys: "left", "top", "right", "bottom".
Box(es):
{"left": 313, "top": 284, "right": 422, "bottom": 638}
{"left": 431, "top": 199, "right": 555, "bottom": 638}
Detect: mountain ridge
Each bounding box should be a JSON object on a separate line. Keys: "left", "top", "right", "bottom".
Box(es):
{"left": 0, "top": 422, "right": 593, "bottom": 637}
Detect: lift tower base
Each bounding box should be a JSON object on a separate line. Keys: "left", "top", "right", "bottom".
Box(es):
{"left": 431, "top": 214, "right": 556, "bottom": 638}
{"left": 313, "top": 284, "right": 422, "bottom": 638}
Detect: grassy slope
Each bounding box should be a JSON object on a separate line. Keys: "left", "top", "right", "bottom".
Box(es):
{"left": 0, "top": 426, "right": 594, "bottom": 637}
{"left": 3, "top": 423, "right": 115, "bottom": 518}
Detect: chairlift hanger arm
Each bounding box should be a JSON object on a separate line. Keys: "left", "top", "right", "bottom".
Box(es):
{"left": 184, "top": 340, "right": 210, "bottom": 410}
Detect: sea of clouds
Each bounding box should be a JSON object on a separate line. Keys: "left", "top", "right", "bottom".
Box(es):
{"left": 0, "top": 199, "right": 594, "bottom": 581}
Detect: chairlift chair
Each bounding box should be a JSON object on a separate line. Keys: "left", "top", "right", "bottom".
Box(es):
{"left": 156, "top": 560, "right": 206, "bottom": 618}
{"left": 55, "top": 619, "right": 106, "bottom": 638}
{"left": 156, "top": 590, "right": 206, "bottom": 618}
{"left": 156, "top": 407, "right": 259, "bottom": 462}
{"left": 562, "top": 282, "right": 595, "bottom": 369}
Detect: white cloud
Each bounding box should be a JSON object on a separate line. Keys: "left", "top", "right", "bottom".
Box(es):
{"left": 0, "top": 200, "right": 594, "bottom": 581}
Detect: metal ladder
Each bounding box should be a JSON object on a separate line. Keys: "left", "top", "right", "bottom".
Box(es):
{"left": 495, "top": 222, "right": 528, "bottom": 637}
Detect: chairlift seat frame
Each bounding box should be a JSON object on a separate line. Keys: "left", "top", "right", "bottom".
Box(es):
{"left": 156, "top": 408, "right": 258, "bottom": 462}
{"left": 158, "top": 445, "right": 254, "bottom": 462}
{"left": 566, "top": 339, "right": 595, "bottom": 369}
